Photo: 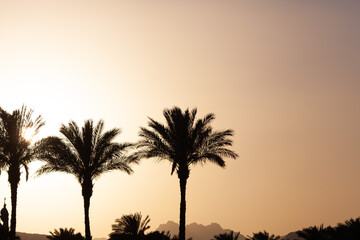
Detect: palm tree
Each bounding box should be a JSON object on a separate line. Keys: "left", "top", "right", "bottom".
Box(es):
{"left": 110, "top": 212, "right": 150, "bottom": 240}
{"left": 0, "top": 105, "right": 44, "bottom": 240}
{"left": 246, "top": 231, "right": 280, "bottom": 240}
{"left": 35, "top": 120, "right": 138, "bottom": 240}
{"left": 296, "top": 224, "right": 333, "bottom": 240}
{"left": 146, "top": 231, "right": 171, "bottom": 240}
{"left": 111, "top": 212, "right": 151, "bottom": 236}
{"left": 334, "top": 217, "right": 360, "bottom": 239}
{"left": 47, "top": 227, "right": 84, "bottom": 240}
{"left": 213, "top": 231, "right": 240, "bottom": 240}
{"left": 137, "top": 107, "right": 237, "bottom": 240}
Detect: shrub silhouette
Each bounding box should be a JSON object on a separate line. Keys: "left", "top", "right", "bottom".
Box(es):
{"left": 296, "top": 224, "right": 334, "bottom": 240}
{"left": 111, "top": 212, "right": 150, "bottom": 236}
{"left": 47, "top": 228, "right": 84, "bottom": 240}
{"left": 246, "top": 231, "right": 280, "bottom": 240}
{"left": 213, "top": 231, "right": 240, "bottom": 240}
{"left": 296, "top": 217, "right": 360, "bottom": 240}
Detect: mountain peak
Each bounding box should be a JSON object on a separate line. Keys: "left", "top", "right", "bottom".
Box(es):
{"left": 156, "top": 221, "right": 245, "bottom": 240}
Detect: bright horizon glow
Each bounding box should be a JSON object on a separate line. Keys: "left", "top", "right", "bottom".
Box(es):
{"left": 0, "top": 1, "right": 360, "bottom": 238}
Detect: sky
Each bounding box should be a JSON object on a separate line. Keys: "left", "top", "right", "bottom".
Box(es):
{"left": 1, "top": 0, "right": 360, "bottom": 238}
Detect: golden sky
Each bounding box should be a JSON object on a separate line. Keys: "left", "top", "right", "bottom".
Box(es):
{"left": 1, "top": 0, "right": 360, "bottom": 238}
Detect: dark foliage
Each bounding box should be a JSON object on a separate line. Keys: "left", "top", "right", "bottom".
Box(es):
{"left": 296, "top": 218, "right": 360, "bottom": 240}
{"left": 137, "top": 107, "right": 237, "bottom": 240}
{"left": 246, "top": 231, "right": 280, "bottom": 240}
{"left": 111, "top": 212, "right": 150, "bottom": 236}
{"left": 35, "top": 120, "right": 138, "bottom": 240}
{"left": 213, "top": 231, "right": 240, "bottom": 240}
{"left": 109, "top": 231, "right": 171, "bottom": 240}
{"left": 0, "top": 105, "right": 44, "bottom": 240}
{"left": 47, "top": 227, "right": 84, "bottom": 240}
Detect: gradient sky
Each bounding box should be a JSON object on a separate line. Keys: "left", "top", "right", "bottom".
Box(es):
{"left": 1, "top": 0, "right": 360, "bottom": 238}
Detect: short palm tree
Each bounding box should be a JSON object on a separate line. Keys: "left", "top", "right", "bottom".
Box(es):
{"left": 110, "top": 212, "right": 150, "bottom": 239}
{"left": 246, "top": 231, "right": 280, "bottom": 240}
{"left": 296, "top": 225, "right": 333, "bottom": 240}
{"left": 146, "top": 231, "right": 171, "bottom": 240}
{"left": 334, "top": 218, "right": 360, "bottom": 239}
{"left": 137, "top": 107, "right": 237, "bottom": 240}
{"left": 35, "top": 120, "right": 138, "bottom": 240}
{"left": 47, "top": 227, "right": 84, "bottom": 240}
{"left": 0, "top": 105, "right": 44, "bottom": 240}
{"left": 213, "top": 231, "right": 240, "bottom": 240}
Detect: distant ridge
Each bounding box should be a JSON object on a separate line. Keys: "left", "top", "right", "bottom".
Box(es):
{"left": 156, "top": 221, "right": 303, "bottom": 240}
{"left": 16, "top": 232, "right": 49, "bottom": 240}
{"left": 15, "top": 227, "right": 302, "bottom": 240}
{"left": 16, "top": 232, "right": 107, "bottom": 240}
{"left": 156, "top": 221, "right": 246, "bottom": 240}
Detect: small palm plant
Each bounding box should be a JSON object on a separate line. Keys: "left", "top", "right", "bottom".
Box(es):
{"left": 137, "top": 107, "right": 237, "bottom": 240}
{"left": 47, "top": 227, "right": 84, "bottom": 240}
{"left": 110, "top": 212, "right": 150, "bottom": 238}
{"left": 335, "top": 217, "right": 360, "bottom": 239}
{"left": 246, "top": 231, "right": 280, "bottom": 240}
{"left": 296, "top": 225, "right": 333, "bottom": 240}
{"left": 35, "top": 119, "right": 138, "bottom": 240}
{"left": 146, "top": 231, "right": 171, "bottom": 240}
{"left": 213, "top": 231, "right": 240, "bottom": 240}
{"left": 0, "top": 105, "right": 44, "bottom": 239}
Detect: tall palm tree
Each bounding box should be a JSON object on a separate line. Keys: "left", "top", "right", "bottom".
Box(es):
{"left": 137, "top": 107, "right": 237, "bottom": 240}
{"left": 35, "top": 120, "right": 138, "bottom": 240}
{"left": 246, "top": 231, "right": 280, "bottom": 240}
{"left": 0, "top": 105, "right": 44, "bottom": 240}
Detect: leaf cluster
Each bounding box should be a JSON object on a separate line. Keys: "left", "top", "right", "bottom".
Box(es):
{"left": 137, "top": 107, "right": 237, "bottom": 177}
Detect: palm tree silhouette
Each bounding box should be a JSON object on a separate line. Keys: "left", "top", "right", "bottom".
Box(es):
{"left": 334, "top": 217, "right": 360, "bottom": 239}
{"left": 111, "top": 212, "right": 151, "bottom": 236}
{"left": 146, "top": 231, "right": 171, "bottom": 240}
{"left": 0, "top": 105, "right": 44, "bottom": 240}
{"left": 213, "top": 231, "right": 240, "bottom": 240}
{"left": 137, "top": 107, "right": 237, "bottom": 240}
{"left": 296, "top": 224, "right": 333, "bottom": 240}
{"left": 246, "top": 231, "right": 280, "bottom": 240}
{"left": 109, "top": 212, "right": 150, "bottom": 240}
{"left": 47, "top": 227, "right": 84, "bottom": 240}
{"left": 35, "top": 120, "right": 138, "bottom": 240}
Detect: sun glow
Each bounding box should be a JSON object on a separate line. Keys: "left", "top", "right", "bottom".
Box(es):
{"left": 22, "top": 127, "right": 36, "bottom": 142}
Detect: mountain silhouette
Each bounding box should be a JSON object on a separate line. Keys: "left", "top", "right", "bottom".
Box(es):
{"left": 16, "top": 232, "right": 49, "bottom": 240}
{"left": 156, "top": 221, "right": 246, "bottom": 240}
{"left": 16, "top": 232, "right": 107, "bottom": 240}
{"left": 14, "top": 227, "right": 302, "bottom": 240}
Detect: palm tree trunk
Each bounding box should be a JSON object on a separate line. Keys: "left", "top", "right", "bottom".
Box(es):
{"left": 83, "top": 194, "right": 92, "bottom": 240}
{"left": 179, "top": 176, "right": 187, "bottom": 240}
{"left": 9, "top": 181, "right": 18, "bottom": 240}
{"left": 82, "top": 178, "right": 93, "bottom": 240}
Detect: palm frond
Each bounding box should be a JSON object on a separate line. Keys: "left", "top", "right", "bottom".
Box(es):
{"left": 112, "top": 212, "right": 151, "bottom": 236}
{"left": 0, "top": 105, "right": 44, "bottom": 178}
{"left": 137, "top": 107, "right": 237, "bottom": 176}
{"left": 60, "top": 121, "right": 84, "bottom": 159}
{"left": 36, "top": 120, "right": 137, "bottom": 186}
{"left": 34, "top": 136, "right": 82, "bottom": 178}
{"left": 148, "top": 118, "right": 174, "bottom": 148}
